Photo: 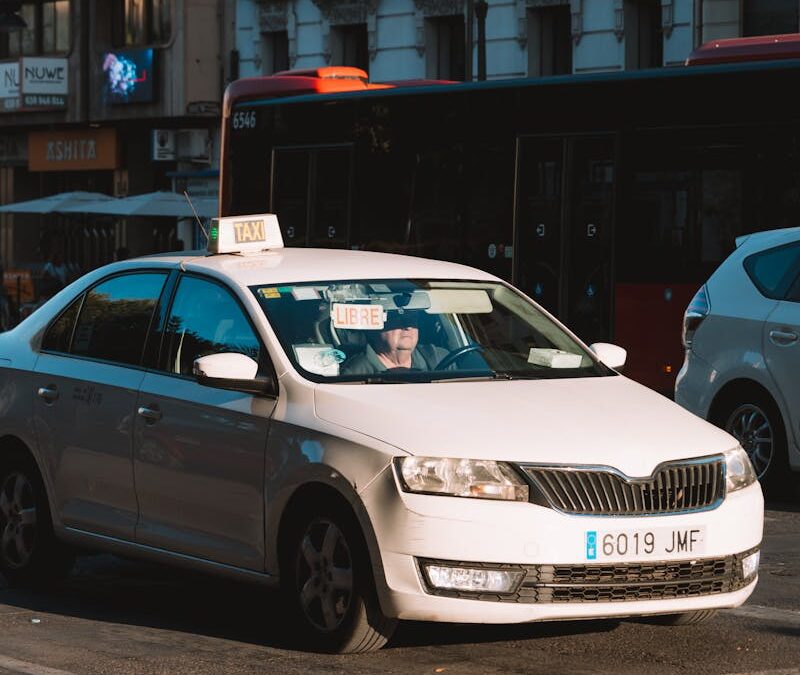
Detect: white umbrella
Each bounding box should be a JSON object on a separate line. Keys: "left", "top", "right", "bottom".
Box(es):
{"left": 0, "top": 191, "right": 115, "bottom": 214}
{"left": 61, "top": 190, "right": 218, "bottom": 218}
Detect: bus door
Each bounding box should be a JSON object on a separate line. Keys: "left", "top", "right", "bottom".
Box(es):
{"left": 514, "top": 135, "right": 616, "bottom": 345}
{"left": 270, "top": 145, "right": 353, "bottom": 248}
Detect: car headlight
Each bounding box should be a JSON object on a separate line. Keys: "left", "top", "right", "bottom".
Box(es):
{"left": 394, "top": 457, "right": 529, "bottom": 502}
{"left": 725, "top": 446, "right": 757, "bottom": 492}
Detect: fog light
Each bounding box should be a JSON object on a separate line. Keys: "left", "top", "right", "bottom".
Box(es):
{"left": 423, "top": 563, "right": 524, "bottom": 594}
{"left": 741, "top": 551, "right": 760, "bottom": 580}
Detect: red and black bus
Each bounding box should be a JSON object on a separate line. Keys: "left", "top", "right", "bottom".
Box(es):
{"left": 219, "top": 37, "right": 800, "bottom": 394}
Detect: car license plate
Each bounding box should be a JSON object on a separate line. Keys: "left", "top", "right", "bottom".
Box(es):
{"left": 585, "top": 526, "right": 706, "bottom": 561}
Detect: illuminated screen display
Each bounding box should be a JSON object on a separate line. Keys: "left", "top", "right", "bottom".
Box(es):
{"left": 101, "top": 49, "right": 155, "bottom": 104}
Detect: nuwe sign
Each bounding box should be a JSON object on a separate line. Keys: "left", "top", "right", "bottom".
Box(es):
{"left": 0, "top": 58, "right": 68, "bottom": 112}
{"left": 0, "top": 62, "right": 20, "bottom": 112}
{"left": 21, "top": 57, "right": 68, "bottom": 108}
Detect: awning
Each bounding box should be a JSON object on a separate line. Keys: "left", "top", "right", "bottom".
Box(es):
{"left": 60, "top": 191, "right": 218, "bottom": 218}
{"left": 0, "top": 191, "right": 115, "bottom": 214}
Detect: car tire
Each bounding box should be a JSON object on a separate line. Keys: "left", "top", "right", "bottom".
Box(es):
{"left": 281, "top": 500, "right": 397, "bottom": 653}
{"left": 714, "top": 390, "right": 790, "bottom": 498}
{"left": 646, "top": 609, "right": 718, "bottom": 626}
{"left": 0, "top": 453, "right": 74, "bottom": 587}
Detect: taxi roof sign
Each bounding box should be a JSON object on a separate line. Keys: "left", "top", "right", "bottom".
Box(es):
{"left": 207, "top": 213, "right": 284, "bottom": 255}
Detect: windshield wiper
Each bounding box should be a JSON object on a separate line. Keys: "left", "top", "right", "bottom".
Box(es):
{"left": 361, "top": 375, "right": 428, "bottom": 384}
{"left": 430, "top": 370, "right": 513, "bottom": 383}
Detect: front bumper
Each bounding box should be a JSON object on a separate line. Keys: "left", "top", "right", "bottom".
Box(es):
{"left": 361, "top": 469, "right": 763, "bottom": 623}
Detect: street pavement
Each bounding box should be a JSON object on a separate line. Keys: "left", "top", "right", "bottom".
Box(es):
{"left": 0, "top": 504, "right": 798, "bottom": 675}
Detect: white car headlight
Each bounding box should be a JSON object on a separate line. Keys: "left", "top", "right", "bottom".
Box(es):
{"left": 394, "top": 457, "right": 529, "bottom": 502}
{"left": 725, "top": 446, "right": 758, "bottom": 492}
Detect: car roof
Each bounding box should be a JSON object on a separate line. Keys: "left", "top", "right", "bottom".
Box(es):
{"left": 129, "top": 247, "right": 499, "bottom": 287}
{"left": 735, "top": 226, "right": 800, "bottom": 252}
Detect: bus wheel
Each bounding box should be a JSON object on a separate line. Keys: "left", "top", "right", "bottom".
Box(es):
{"left": 282, "top": 503, "right": 396, "bottom": 653}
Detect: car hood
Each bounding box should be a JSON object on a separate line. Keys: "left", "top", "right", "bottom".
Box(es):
{"left": 313, "top": 375, "right": 737, "bottom": 477}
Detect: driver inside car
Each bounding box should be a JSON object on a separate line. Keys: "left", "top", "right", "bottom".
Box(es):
{"left": 341, "top": 310, "right": 446, "bottom": 375}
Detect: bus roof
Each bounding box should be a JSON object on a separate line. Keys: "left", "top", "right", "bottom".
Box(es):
{"left": 226, "top": 55, "right": 800, "bottom": 112}
{"left": 222, "top": 66, "right": 455, "bottom": 116}
{"left": 686, "top": 33, "right": 800, "bottom": 66}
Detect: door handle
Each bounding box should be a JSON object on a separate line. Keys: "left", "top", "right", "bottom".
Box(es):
{"left": 37, "top": 385, "right": 58, "bottom": 403}
{"left": 137, "top": 405, "right": 162, "bottom": 423}
{"left": 769, "top": 329, "right": 798, "bottom": 346}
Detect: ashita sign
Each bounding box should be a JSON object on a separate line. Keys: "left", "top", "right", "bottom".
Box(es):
{"left": 28, "top": 128, "right": 119, "bottom": 172}
{"left": 20, "top": 57, "right": 68, "bottom": 109}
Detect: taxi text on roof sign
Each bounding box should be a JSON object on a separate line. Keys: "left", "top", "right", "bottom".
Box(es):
{"left": 207, "top": 213, "right": 284, "bottom": 255}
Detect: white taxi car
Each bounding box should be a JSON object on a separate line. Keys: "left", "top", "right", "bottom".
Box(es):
{"left": 0, "top": 215, "right": 763, "bottom": 653}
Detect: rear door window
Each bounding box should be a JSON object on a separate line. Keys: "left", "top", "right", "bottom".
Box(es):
{"left": 71, "top": 273, "right": 168, "bottom": 367}
{"left": 41, "top": 295, "right": 84, "bottom": 353}
{"left": 743, "top": 242, "right": 800, "bottom": 299}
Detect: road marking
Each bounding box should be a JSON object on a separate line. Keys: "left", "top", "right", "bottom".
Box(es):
{"left": 724, "top": 669, "right": 800, "bottom": 675}
{"left": 0, "top": 656, "right": 75, "bottom": 675}
{"left": 725, "top": 604, "right": 800, "bottom": 627}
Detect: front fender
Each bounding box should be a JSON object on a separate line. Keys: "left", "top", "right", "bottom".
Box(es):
{"left": 263, "top": 420, "right": 395, "bottom": 601}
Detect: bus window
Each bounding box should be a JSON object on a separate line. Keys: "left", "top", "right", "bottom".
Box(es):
{"left": 566, "top": 137, "right": 615, "bottom": 345}
{"left": 271, "top": 146, "right": 353, "bottom": 247}
{"left": 311, "top": 148, "right": 351, "bottom": 247}
{"left": 272, "top": 149, "right": 310, "bottom": 245}
{"left": 515, "top": 137, "right": 565, "bottom": 317}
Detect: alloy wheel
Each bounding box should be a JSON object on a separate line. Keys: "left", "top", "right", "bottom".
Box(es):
{"left": 725, "top": 404, "right": 774, "bottom": 480}
{"left": 0, "top": 471, "right": 38, "bottom": 570}
{"left": 295, "top": 518, "right": 354, "bottom": 633}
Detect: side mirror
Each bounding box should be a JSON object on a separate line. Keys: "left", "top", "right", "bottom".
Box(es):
{"left": 193, "top": 353, "right": 277, "bottom": 397}
{"left": 589, "top": 342, "right": 627, "bottom": 371}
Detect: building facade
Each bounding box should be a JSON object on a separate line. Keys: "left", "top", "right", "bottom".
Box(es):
{"left": 233, "top": 0, "right": 800, "bottom": 81}
{"left": 0, "top": 0, "right": 226, "bottom": 308}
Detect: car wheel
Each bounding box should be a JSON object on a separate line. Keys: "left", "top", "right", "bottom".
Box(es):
{"left": 282, "top": 503, "right": 397, "bottom": 653}
{"left": 647, "top": 609, "right": 718, "bottom": 626}
{"left": 717, "top": 391, "right": 790, "bottom": 496}
{"left": 0, "top": 455, "right": 74, "bottom": 586}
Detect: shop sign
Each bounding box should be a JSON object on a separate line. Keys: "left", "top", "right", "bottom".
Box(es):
{"left": 152, "top": 129, "right": 176, "bottom": 161}
{"left": 28, "top": 128, "right": 119, "bottom": 172}
{"left": 20, "top": 57, "right": 68, "bottom": 109}
{"left": 187, "top": 101, "right": 220, "bottom": 116}
{"left": 0, "top": 62, "right": 20, "bottom": 112}
{"left": 0, "top": 134, "right": 27, "bottom": 165}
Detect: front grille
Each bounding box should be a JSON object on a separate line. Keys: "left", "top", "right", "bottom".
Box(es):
{"left": 418, "top": 548, "right": 757, "bottom": 604}
{"left": 521, "top": 457, "right": 725, "bottom": 516}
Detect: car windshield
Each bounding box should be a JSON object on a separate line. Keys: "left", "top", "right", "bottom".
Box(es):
{"left": 251, "top": 279, "right": 612, "bottom": 383}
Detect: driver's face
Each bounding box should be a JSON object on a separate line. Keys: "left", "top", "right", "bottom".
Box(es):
{"left": 378, "top": 326, "right": 419, "bottom": 353}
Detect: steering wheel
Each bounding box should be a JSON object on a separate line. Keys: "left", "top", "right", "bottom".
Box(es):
{"left": 434, "top": 344, "right": 484, "bottom": 371}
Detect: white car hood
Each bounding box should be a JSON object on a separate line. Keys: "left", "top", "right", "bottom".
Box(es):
{"left": 314, "top": 375, "right": 737, "bottom": 477}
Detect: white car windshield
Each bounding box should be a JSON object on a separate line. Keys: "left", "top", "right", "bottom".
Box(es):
{"left": 252, "top": 279, "right": 612, "bottom": 383}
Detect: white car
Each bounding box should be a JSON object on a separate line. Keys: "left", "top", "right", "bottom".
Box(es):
{"left": 676, "top": 227, "right": 800, "bottom": 497}
{"left": 0, "top": 214, "right": 762, "bottom": 653}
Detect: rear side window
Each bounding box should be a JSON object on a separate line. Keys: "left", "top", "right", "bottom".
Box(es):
{"left": 743, "top": 242, "right": 800, "bottom": 299}
{"left": 71, "top": 273, "right": 167, "bottom": 367}
{"left": 41, "top": 296, "right": 83, "bottom": 353}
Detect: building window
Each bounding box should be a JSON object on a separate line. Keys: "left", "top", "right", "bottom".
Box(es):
{"left": 624, "top": 0, "right": 663, "bottom": 70}
{"left": 425, "top": 15, "right": 465, "bottom": 81}
{"left": 743, "top": 0, "right": 799, "bottom": 36}
{"left": 330, "top": 24, "right": 368, "bottom": 73}
{"left": 0, "top": 0, "right": 70, "bottom": 57}
{"left": 112, "top": 0, "right": 171, "bottom": 47}
{"left": 527, "top": 5, "right": 572, "bottom": 77}
{"left": 262, "top": 30, "right": 289, "bottom": 75}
